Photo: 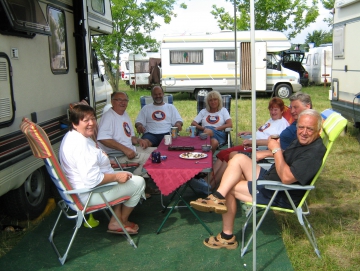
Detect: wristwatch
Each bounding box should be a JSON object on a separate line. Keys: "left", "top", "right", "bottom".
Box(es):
{"left": 272, "top": 148, "right": 281, "bottom": 155}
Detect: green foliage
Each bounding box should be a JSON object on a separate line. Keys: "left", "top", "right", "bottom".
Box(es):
{"left": 211, "top": 0, "right": 319, "bottom": 39}
{"left": 92, "top": 0, "right": 186, "bottom": 92}
{"left": 305, "top": 29, "right": 332, "bottom": 47}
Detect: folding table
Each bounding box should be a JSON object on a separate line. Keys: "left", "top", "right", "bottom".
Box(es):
{"left": 143, "top": 136, "right": 213, "bottom": 235}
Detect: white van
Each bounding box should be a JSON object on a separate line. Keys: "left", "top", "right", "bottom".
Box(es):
{"left": 160, "top": 31, "right": 302, "bottom": 99}
{"left": 305, "top": 44, "right": 332, "bottom": 85}
{"left": 129, "top": 52, "right": 161, "bottom": 88}
{"left": 0, "top": 0, "right": 113, "bottom": 219}
{"left": 330, "top": 0, "right": 360, "bottom": 129}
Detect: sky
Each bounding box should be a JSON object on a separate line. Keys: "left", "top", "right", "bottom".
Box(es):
{"left": 151, "top": 0, "right": 331, "bottom": 45}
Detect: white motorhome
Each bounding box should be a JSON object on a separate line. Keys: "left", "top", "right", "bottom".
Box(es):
{"left": 0, "top": 0, "right": 113, "bottom": 219}
{"left": 129, "top": 52, "right": 161, "bottom": 89}
{"left": 305, "top": 44, "right": 332, "bottom": 85}
{"left": 330, "top": 0, "right": 360, "bottom": 129}
{"left": 120, "top": 60, "right": 130, "bottom": 85}
{"left": 160, "top": 31, "right": 302, "bottom": 99}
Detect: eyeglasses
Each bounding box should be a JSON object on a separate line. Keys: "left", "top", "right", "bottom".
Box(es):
{"left": 112, "top": 98, "right": 129, "bottom": 102}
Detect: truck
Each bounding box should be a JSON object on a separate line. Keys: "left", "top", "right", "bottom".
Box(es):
{"left": 160, "top": 30, "right": 302, "bottom": 99}
{"left": 305, "top": 44, "right": 332, "bottom": 85}
{"left": 129, "top": 51, "right": 161, "bottom": 89}
{"left": 0, "top": 0, "right": 113, "bottom": 219}
{"left": 330, "top": 0, "right": 360, "bottom": 129}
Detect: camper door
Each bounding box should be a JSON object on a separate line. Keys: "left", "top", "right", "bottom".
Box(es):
{"left": 87, "top": 0, "right": 113, "bottom": 35}
{"left": 255, "top": 42, "right": 267, "bottom": 90}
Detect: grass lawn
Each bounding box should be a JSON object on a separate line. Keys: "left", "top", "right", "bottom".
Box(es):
{"left": 1, "top": 83, "right": 359, "bottom": 270}
{"left": 120, "top": 83, "right": 360, "bottom": 270}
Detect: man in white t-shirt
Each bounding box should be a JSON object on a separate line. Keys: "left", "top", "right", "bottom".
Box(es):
{"left": 97, "top": 92, "right": 156, "bottom": 177}
{"left": 135, "top": 86, "right": 183, "bottom": 147}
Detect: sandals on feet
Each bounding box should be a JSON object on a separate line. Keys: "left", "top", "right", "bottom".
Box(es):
{"left": 203, "top": 233, "right": 238, "bottom": 250}
{"left": 107, "top": 222, "right": 139, "bottom": 235}
{"left": 190, "top": 194, "right": 227, "bottom": 214}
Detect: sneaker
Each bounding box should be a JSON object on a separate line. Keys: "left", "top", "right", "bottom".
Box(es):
{"left": 189, "top": 178, "right": 211, "bottom": 195}
{"left": 190, "top": 194, "right": 227, "bottom": 214}
{"left": 203, "top": 233, "right": 238, "bottom": 250}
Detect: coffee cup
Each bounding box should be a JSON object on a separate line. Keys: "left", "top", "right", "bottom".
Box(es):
{"left": 171, "top": 127, "right": 178, "bottom": 138}
{"left": 164, "top": 135, "right": 172, "bottom": 145}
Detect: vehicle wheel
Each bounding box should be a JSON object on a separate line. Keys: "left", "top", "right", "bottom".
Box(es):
{"left": 0, "top": 167, "right": 50, "bottom": 220}
{"left": 274, "top": 84, "right": 292, "bottom": 99}
{"left": 194, "top": 89, "right": 209, "bottom": 100}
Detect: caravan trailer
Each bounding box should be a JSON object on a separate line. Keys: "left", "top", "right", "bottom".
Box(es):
{"left": 330, "top": 0, "right": 360, "bottom": 129}
{"left": 305, "top": 44, "right": 332, "bottom": 85}
{"left": 160, "top": 31, "right": 302, "bottom": 99}
{"left": 0, "top": 0, "right": 113, "bottom": 219}
{"left": 129, "top": 52, "right": 161, "bottom": 88}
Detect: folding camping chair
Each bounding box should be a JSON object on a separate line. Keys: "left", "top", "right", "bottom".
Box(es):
{"left": 196, "top": 94, "right": 233, "bottom": 149}
{"left": 241, "top": 112, "right": 347, "bottom": 258}
{"left": 20, "top": 118, "right": 136, "bottom": 265}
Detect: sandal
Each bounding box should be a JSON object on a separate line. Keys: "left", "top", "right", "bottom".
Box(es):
{"left": 107, "top": 222, "right": 139, "bottom": 235}
{"left": 203, "top": 233, "right": 238, "bottom": 250}
{"left": 190, "top": 194, "right": 227, "bottom": 214}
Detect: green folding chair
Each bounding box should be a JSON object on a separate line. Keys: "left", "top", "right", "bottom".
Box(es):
{"left": 241, "top": 112, "right": 348, "bottom": 258}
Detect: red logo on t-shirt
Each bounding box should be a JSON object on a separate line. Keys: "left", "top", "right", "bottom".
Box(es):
{"left": 206, "top": 115, "right": 220, "bottom": 125}
{"left": 258, "top": 123, "right": 270, "bottom": 132}
{"left": 152, "top": 111, "right": 166, "bottom": 121}
{"left": 123, "top": 122, "right": 132, "bottom": 137}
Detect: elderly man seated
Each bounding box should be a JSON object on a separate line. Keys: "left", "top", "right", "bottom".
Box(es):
{"left": 190, "top": 109, "right": 326, "bottom": 250}
{"left": 97, "top": 91, "right": 158, "bottom": 197}
{"left": 135, "top": 86, "right": 183, "bottom": 147}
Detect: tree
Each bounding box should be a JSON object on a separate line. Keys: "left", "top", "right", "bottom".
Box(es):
{"left": 92, "top": 0, "right": 186, "bottom": 91}
{"left": 304, "top": 30, "right": 332, "bottom": 47}
{"left": 210, "top": 0, "right": 319, "bottom": 39}
{"left": 321, "top": 0, "right": 335, "bottom": 26}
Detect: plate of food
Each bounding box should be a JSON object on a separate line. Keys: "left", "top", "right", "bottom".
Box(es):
{"left": 179, "top": 152, "right": 208, "bottom": 159}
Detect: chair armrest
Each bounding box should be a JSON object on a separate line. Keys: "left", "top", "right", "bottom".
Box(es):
{"left": 241, "top": 135, "right": 252, "bottom": 139}
{"left": 257, "top": 180, "right": 315, "bottom": 191}
{"left": 64, "top": 182, "right": 118, "bottom": 195}
{"left": 257, "top": 146, "right": 268, "bottom": 150}
{"left": 225, "top": 128, "right": 232, "bottom": 132}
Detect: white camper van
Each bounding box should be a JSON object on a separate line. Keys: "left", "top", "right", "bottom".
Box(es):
{"left": 0, "top": 0, "right": 113, "bottom": 219}
{"left": 330, "top": 0, "right": 360, "bottom": 129}
{"left": 305, "top": 44, "right": 332, "bottom": 85}
{"left": 129, "top": 52, "right": 161, "bottom": 88}
{"left": 160, "top": 31, "right": 302, "bottom": 99}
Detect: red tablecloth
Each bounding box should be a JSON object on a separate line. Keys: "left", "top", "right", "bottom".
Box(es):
{"left": 144, "top": 136, "right": 212, "bottom": 195}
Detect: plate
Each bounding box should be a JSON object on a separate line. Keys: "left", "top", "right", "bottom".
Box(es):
{"left": 179, "top": 152, "right": 208, "bottom": 159}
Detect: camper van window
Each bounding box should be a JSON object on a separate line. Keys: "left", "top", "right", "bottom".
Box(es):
{"left": 214, "top": 50, "right": 235, "bottom": 61}
{"left": 0, "top": 0, "right": 51, "bottom": 37}
{"left": 170, "top": 50, "right": 203, "bottom": 64}
{"left": 333, "top": 26, "right": 345, "bottom": 59}
{"left": 48, "top": 6, "right": 68, "bottom": 74}
{"left": 91, "top": 0, "right": 105, "bottom": 14}
{"left": 306, "top": 55, "right": 312, "bottom": 65}
{"left": 135, "top": 61, "right": 150, "bottom": 73}
{"left": 266, "top": 54, "right": 279, "bottom": 70}
{"left": 313, "top": 53, "right": 319, "bottom": 65}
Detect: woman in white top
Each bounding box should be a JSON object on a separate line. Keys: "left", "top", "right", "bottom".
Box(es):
{"left": 191, "top": 91, "right": 232, "bottom": 153}
{"left": 59, "top": 104, "right": 145, "bottom": 234}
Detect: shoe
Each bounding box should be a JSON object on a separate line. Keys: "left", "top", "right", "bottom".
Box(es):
{"left": 189, "top": 178, "right": 211, "bottom": 195}
{"left": 203, "top": 233, "right": 238, "bottom": 250}
{"left": 190, "top": 194, "right": 227, "bottom": 214}
{"left": 107, "top": 222, "right": 139, "bottom": 235}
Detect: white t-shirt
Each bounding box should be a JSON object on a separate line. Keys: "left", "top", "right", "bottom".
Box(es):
{"left": 135, "top": 103, "right": 183, "bottom": 134}
{"left": 97, "top": 108, "right": 136, "bottom": 154}
{"left": 59, "top": 130, "right": 114, "bottom": 202}
{"left": 194, "top": 108, "right": 231, "bottom": 128}
{"left": 255, "top": 117, "right": 289, "bottom": 140}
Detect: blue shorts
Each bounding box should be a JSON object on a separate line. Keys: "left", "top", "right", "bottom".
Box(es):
{"left": 204, "top": 126, "right": 226, "bottom": 145}
{"left": 142, "top": 132, "right": 169, "bottom": 147}
{"left": 247, "top": 168, "right": 290, "bottom": 208}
